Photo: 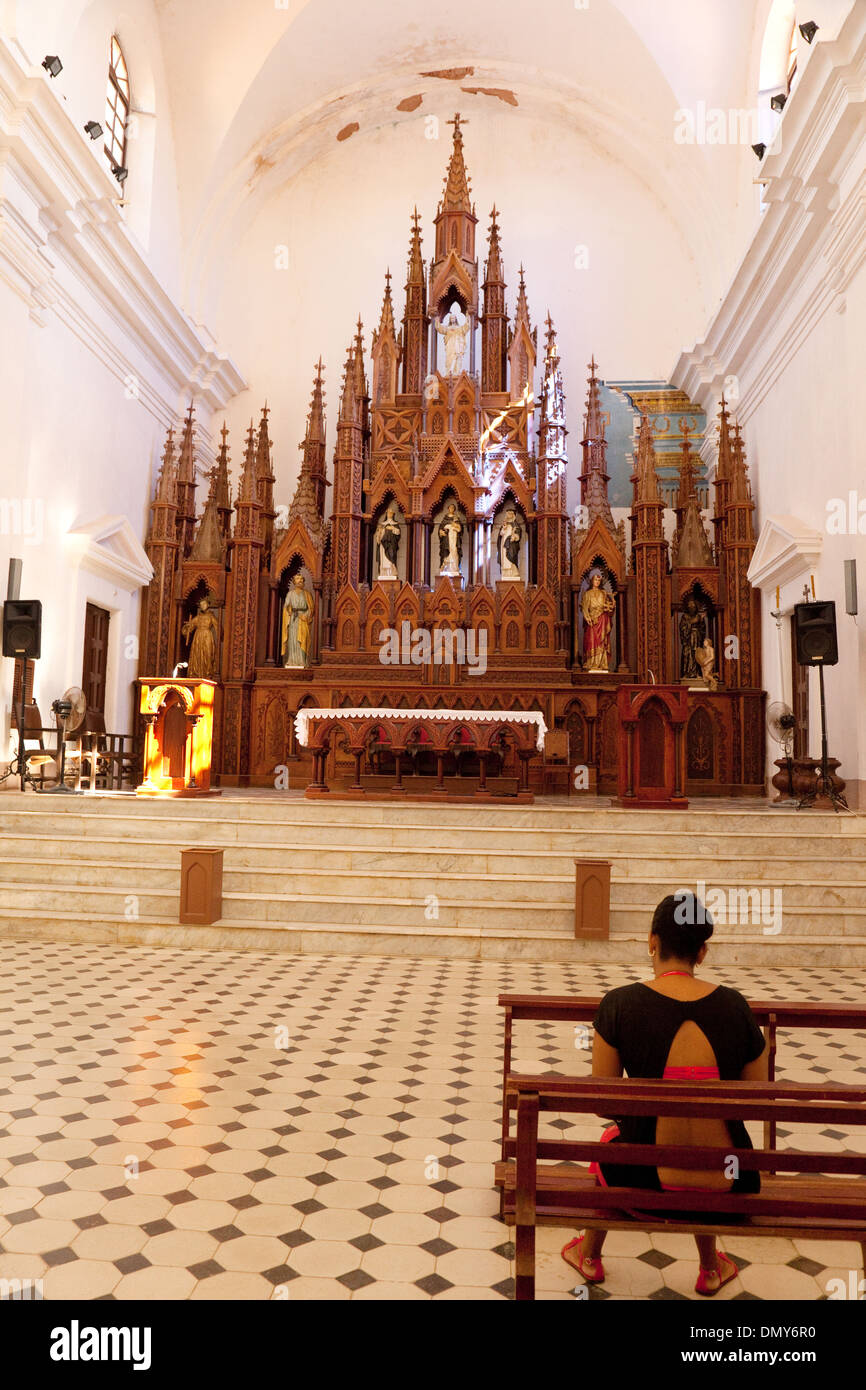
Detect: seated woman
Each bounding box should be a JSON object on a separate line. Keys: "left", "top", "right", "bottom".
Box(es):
{"left": 562, "top": 892, "right": 768, "bottom": 1296}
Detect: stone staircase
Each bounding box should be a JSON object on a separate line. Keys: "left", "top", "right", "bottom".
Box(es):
{"left": 0, "top": 794, "right": 864, "bottom": 963}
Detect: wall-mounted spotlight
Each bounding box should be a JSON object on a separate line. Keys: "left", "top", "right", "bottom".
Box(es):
{"left": 752, "top": 143, "right": 767, "bottom": 161}
{"left": 770, "top": 93, "right": 787, "bottom": 113}
{"left": 41, "top": 55, "right": 63, "bottom": 78}
{"left": 111, "top": 164, "right": 129, "bottom": 184}
{"left": 799, "top": 21, "right": 819, "bottom": 44}
{"left": 84, "top": 121, "right": 103, "bottom": 140}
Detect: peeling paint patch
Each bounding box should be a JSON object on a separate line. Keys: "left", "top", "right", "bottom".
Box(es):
{"left": 461, "top": 86, "right": 518, "bottom": 106}
{"left": 421, "top": 66, "right": 474, "bottom": 81}
{"left": 337, "top": 122, "right": 360, "bottom": 142}
{"left": 397, "top": 95, "right": 424, "bottom": 112}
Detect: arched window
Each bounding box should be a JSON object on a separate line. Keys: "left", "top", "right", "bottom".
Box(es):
{"left": 104, "top": 36, "right": 130, "bottom": 171}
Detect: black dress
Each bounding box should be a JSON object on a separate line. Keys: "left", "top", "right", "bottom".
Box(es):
{"left": 592, "top": 982, "right": 766, "bottom": 1199}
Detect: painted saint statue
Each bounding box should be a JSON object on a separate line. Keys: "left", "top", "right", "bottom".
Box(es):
{"left": 181, "top": 597, "right": 219, "bottom": 680}
{"left": 435, "top": 310, "right": 470, "bottom": 376}
{"left": 496, "top": 508, "right": 522, "bottom": 581}
{"left": 374, "top": 506, "right": 401, "bottom": 580}
{"left": 581, "top": 571, "right": 616, "bottom": 673}
{"left": 281, "top": 575, "right": 315, "bottom": 668}
{"left": 438, "top": 503, "right": 464, "bottom": 578}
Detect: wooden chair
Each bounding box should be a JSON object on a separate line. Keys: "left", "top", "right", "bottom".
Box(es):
{"left": 508, "top": 1073, "right": 866, "bottom": 1300}
{"left": 541, "top": 728, "right": 570, "bottom": 796}
{"left": 79, "top": 710, "right": 139, "bottom": 791}
{"left": 9, "top": 700, "right": 61, "bottom": 787}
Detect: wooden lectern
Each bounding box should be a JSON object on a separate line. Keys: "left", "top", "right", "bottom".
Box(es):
{"left": 616, "top": 685, "right": 688, "bottom": 809}
{"left": 136, "top": 678, "right": 219, "bottom": 797}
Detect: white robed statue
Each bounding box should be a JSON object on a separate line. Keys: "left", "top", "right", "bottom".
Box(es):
{"left": 438, "top": 502, "right": 464, "bottom": 578}
{"left": 435, "top": 310, "right": 470, "bottom": 376}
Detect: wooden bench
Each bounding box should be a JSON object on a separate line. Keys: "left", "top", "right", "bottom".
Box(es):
{"left": 496, "top": 993, "right": 866, "bottom": 1217}
{"left": 508, "top": 1073, "right": 866, "bottom": 1300}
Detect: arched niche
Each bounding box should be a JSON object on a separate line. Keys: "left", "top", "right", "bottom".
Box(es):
{"left": 431, "top": 495, "right": 469, "bottom": 587}
{"left": 492, "top": 499, "right": 528, "bottom": 584}
{"left": 576, "top": 562, "right": 618, "bottom": 675}
{"left": 676, "top": 582, "right": 716, "bottom": 684}
{"left": 370, "top": 498, "right": 407, "bottom": 585}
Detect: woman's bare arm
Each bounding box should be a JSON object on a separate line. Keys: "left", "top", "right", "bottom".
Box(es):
{"left": 592, "top": 1032, "right": 623, "bottom": 1078}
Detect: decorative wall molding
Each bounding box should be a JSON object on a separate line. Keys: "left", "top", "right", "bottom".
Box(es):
{"left": 67, "top": 515, "right": 154, "bottom": 591}
{"left": 747, "top": 515, "right": 824, "bottom": 592}
{"left": 0, "top": 38, "right": 246, "bottom": 457}
{"left": 672, "top": 2, "right": 866, "bottom": 423}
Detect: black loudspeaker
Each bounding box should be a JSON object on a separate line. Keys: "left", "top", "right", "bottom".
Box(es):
{"left": 2, "top": 599, "right": 42, "bottom": 659}
{"left": 793, "top": 600, "right": 838, "bottom": 666}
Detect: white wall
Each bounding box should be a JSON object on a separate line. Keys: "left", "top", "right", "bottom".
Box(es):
{"left": 0, "top": 18, "right": 244, "bottom": 769}
{"left": 675, "top": 1, "right": 866, "bottom": 800}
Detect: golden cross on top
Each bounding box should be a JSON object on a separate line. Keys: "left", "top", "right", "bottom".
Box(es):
{"left": 448, "top": 113, "right": 467, "bottom": 135}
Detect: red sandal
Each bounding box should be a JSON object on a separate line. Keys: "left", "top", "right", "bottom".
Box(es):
{"left": 561, "top": 1235, "right": 605, "bottom": 1283}
{"left": 695, "top": 1250, "right": 738, "bottom": 1296}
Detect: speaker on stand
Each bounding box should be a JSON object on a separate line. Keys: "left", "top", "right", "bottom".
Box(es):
{"left": 793, "top": 600, "right": 847, "bottom": 812}
{"left": 2, "top": 599, "right": 42, "bottom": 793}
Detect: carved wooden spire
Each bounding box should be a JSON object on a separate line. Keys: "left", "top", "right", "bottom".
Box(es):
{"left": 401, "top": 210, "right": 428, "bottom": 395}
{"left": 630, "top": 410, "right": 669, "bottom": 682}
{"left": 579, "top": 356, "right": 615, "bottom": 532}
{"left": 672, "top": 421, "right": 713, "bottom": 567}
{"left": 141, "top": 424, "right": 180, "bottom": 677}
{"left": 372, "top": 271, "right": 400, "bottom": 403}
{"left": 507, "top": 265, "right": 536, "bottom": 401}
{"left": 213, "top": 421, "right": 233, "bottom": 541}
{"left": 175, "top": 402, "right": 198, "bottom": 556}
{"left": 292, "top": 359, "right": 329, "bottom": 533}
{"left": 481, "top": 206, "right": 507, "bottom": 394}
{"left": 188, "top": 462, "right": 226, "bottom": 564}
{"left": 535, "top": 313, "right": 570, "bottom": 601}
{"left": 238, "top": 421, "right": 259, "bottom": 504}
{"left": 631, "top": 412, "right": 663, "bottom": 526}
{"left": 439, "top": 112, "right": 473, "bottom": 213}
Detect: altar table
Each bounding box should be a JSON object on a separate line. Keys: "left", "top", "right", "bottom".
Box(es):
{"left": 294, "top": 707, "right": 547, "bottom": 800}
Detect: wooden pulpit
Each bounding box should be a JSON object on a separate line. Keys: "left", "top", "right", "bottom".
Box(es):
{"left": 136, "top": 678, "right": 219, "bottom": 797}
{"left": 616, "top": 685, "right": 688, "bottom": 809}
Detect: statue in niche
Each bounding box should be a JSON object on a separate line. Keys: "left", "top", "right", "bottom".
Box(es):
{"left": 581, "top": 571, "right": 616, "bottom": 674}
{"left": 435, "top": 309, "right": 470, "bottom": 376}
{"left": 496, "top": 508, "right": 522, "bottom": 581}
{"left": 282, "top": 574, "right": 315, "bottom": 668}
{"left": 679, "top": 596, "right": 708, "bottom": 680}
{"left": 182, "top": 597, "right": 219, "bottom": 680}
{"left": 438, "top": 502, "right": 464, "bottom": 578}
{"left": 695, "top": 636, "right": 718, "bottom": 691}
{"left": 374, "top": 506, "right": 401, "bottom": 581}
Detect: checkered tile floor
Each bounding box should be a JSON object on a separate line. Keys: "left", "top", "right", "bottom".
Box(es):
{"left": 0, "top": 942, "right": 863, "bottom": 1300}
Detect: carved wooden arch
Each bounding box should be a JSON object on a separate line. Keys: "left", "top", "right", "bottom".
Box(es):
{"left": 674, "top": 568, "right": 720, "bottom": 606}
{"left": 367, "top": 469, "right": 411, "bottom": 517}
{"left": 487, "top": 467, "right": 533, "bottom": 520}
{"left": 180, "top": 568, "right": 223, "bottom": 603}
{"left": 418, "top": 443, "right": 478, "bottom": 520}
{"left": 273, "top": 519, "right": 323, "bottom": 584}
{"left": 574, "top": 516, "right": 626, "bottom": 586}
{"left": 430, "top": 251, "right": 475, "bottom": 314}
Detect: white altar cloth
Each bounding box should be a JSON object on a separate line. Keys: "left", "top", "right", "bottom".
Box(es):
{"left": 294, "top": 707, "right": 548, "bottom": 752}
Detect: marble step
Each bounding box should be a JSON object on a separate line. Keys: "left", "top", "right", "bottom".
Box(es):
{"left": 1, "top": 855, "right": 864, "bottom": 912}
{"left": 2, "top": 907, "right": 866, "bottom": 965}
{"left": 1, "top": 796, "right": 861, "bottom": 836}
{"left": 5, "top": 834, "right": 866, "bottom": 878}
{"left": 0, "top": 810, "right": 861, "bottom": 859}
{"left": 2, "top": 879, "right": 864, "bottom": 935}
{"left": 3, "top": 832, "right": 866, "bottom": 881}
